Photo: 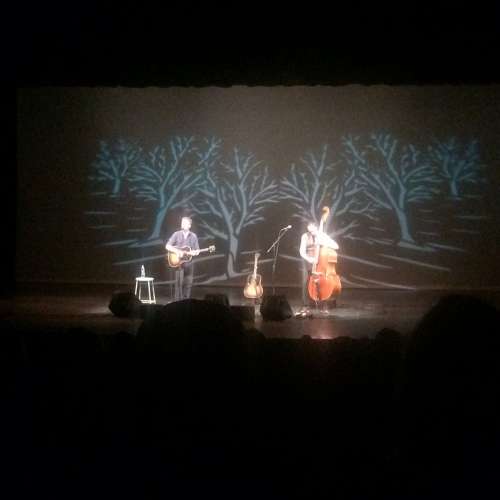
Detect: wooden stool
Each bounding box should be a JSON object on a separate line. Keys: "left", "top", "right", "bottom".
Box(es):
{"left": 134, "top": 276, "right": 156, "bottom": 304}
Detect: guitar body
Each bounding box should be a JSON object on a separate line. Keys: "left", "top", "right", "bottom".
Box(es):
{"left": 167, "top": 245, "right": 216, "bottom": 268}
{"left": 167, "top": 246, "right": 192, "bottom": 268}
{"left": 243, "top": 252, "right": 264, "bottom": 298}
{"left": 244, "top": 274, "right": 263, "bottom": 299}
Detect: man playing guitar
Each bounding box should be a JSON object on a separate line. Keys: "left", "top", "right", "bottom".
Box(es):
{"left": 165, "top": 216, "right": 200, "bottom": 300}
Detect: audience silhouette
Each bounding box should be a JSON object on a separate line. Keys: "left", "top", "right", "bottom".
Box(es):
{"left": 1, "top": 294, "right": 499, "bottom": 499}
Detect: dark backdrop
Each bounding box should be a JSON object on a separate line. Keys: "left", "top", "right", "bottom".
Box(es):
{"left": 17, "top": 85, "right": 500, "bottom": 289}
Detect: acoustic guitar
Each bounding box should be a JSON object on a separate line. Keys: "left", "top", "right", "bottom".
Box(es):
{"left": 167, "top": 245, "right": 216, "bottom": 268}
{"left": 243, "top": 252, "right": 263, "bottom": 299}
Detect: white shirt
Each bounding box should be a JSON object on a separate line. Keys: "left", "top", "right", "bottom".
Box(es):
{"left": 300, "top": 231, "right": 339, "bottom": 263}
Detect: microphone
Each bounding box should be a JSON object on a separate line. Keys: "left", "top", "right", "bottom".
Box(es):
{"left": 267, "top": 225, "right": 292, "bottom": 253}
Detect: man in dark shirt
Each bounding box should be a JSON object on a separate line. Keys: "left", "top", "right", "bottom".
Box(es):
{"left": 165, "top": 216, "right": 200, "bottom": 300}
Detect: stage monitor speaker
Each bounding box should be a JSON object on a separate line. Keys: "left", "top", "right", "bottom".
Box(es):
{"left": 204, "top": 293, "right": 230, "bottom": 307}
{"left": 260, "top": 295, "right": 292, "bottom": 321}
{"left": 109, "top": 291, "right": 141, "bottom": 318}
{"left": 230, "top": 305, "right": 255, "bottom": 322}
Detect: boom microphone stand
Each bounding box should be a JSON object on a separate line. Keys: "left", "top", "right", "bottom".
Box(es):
{"left": 266, "top": 226, "right": 291, "bottom": 295}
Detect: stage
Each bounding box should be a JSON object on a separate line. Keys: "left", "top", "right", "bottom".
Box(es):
{"left": 3, "top": 284, "right": 499, "bottom": 339}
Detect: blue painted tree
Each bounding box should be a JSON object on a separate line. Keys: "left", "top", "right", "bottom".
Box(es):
{"left": 89, "top": 139, "right": 142, "bottom": 196}
{"left": 128, "top": 136, "right": 220, "bottom": 242}
{"left": 342, "top": 134, "right": 441, "bottom": 247}
{"left": 280, "top": 144, "right": 370, "bottom": 237}
{"left": 191, "top": 147, "right": 280, "bottom": 280}
{"left": 427, "top": 138, "right": 484, "bottom": 198}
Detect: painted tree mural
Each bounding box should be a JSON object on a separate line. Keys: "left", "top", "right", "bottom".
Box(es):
{"left": 128, "top": 136, "right": 208, "bottom": 242}
{"left": 85, "top": 131, "right": 491, "bottom": 289}
{"left": 280, "top": 144, "right": 371, "bottom": 237}
{"left": 191, "top": 147, "right": 280, "bottom": 280}
{"left": 342, "top": 133, "right": 441, "bottom": 247}
{"left": 89, "top": 139, "right": 142, "bottom": 196}
{"left": 427, "top": 138, "right": 484, "bottom": 198}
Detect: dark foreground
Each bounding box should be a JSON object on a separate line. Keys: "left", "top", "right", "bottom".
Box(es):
{"left": 1, "top": 289, "right": 500, "bottom": 499}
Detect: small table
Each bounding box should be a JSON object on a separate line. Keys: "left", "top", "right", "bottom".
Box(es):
{"left": 134, "top": 277, "right": 156, "bottom": 304}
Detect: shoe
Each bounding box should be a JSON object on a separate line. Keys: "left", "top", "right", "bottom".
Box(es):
{"left": 295, "top": 308, "right": 309, "bottom": 319}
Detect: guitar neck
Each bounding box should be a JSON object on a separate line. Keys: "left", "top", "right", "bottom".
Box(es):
{"left": 172, "top": 247, "right": 208, "bottom": 253}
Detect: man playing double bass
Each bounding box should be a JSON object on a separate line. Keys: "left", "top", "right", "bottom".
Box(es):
{"left": 299, "top": 221, "right": 339, "bottom": 315}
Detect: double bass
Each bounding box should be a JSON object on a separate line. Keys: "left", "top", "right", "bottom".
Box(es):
{"left": 307, "top": 207, "right": 342, "bottom": 302}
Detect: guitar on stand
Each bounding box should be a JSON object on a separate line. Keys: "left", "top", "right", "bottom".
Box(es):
{"left": 243, "top": 252, "right": 263, "bottom": 299}
{"left": 167, "top": 245, "right": 216, "bottom": 268}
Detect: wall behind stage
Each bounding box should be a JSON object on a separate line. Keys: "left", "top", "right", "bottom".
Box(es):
{"left": 17, "top": 86, "right": 500, "bottom": 289}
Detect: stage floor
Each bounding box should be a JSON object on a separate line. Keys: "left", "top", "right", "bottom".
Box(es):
{"left": 2, "top": 285, "right": 499, "bottom": 339}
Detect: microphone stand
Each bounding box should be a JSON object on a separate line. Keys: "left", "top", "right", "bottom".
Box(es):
{"left": 267, "top": 228, "right": 289, "bottom": 295}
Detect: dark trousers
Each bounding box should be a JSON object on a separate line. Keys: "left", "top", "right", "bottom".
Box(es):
{"left": 174, "top": 261, "right": 194, "bottom": 300}
{"left": 302, "top": 261, "right": 315, "bottom": 308}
